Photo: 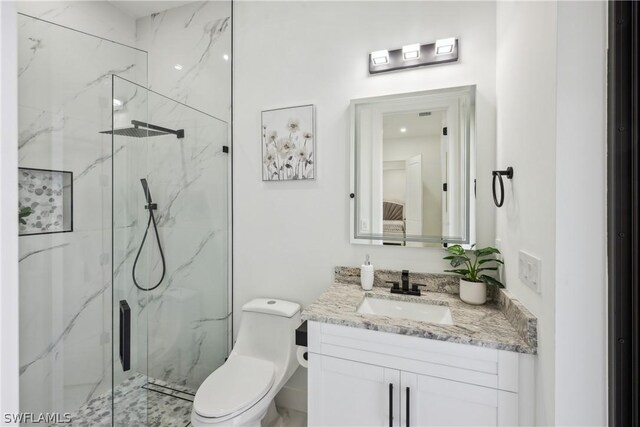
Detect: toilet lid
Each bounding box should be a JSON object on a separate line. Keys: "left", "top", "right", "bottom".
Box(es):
{"left": 193, "top": 355, "right": 275, "bottom": 418}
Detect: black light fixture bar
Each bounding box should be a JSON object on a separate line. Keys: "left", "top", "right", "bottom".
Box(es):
{"left": 131, "top": 120, "right": 184, "bottom": 139}
{"left": 369, "top": 39, "right": 459, "bottom": 75}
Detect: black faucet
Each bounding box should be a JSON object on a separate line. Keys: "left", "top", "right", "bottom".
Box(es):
{"left": 389, "top": 270, "right": 425, "bottom": 296}
{"left": 401, "top": 270, "right": 410, "bottom": 292}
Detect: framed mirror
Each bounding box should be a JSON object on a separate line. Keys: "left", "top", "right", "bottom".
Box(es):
{"left": 350, "top": 85, "right": 476, "bottom": 246}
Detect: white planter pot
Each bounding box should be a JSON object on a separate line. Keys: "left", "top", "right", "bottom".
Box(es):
{"left": 459, "top": 279, "right": 487, "bottom": 305}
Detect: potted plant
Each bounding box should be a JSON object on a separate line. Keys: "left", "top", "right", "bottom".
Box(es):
{"left": 443, "top": 244, "right": 504, "bottom": 305}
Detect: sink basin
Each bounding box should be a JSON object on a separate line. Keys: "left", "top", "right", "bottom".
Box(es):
{"left": 357, "top": 297, "right": 454, "bottom": 325}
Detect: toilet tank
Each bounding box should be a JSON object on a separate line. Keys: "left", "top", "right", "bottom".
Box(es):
{"left": 232, "top": 298, "right": 301, "bottom": 376}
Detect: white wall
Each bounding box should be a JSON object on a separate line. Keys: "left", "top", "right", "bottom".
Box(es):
{"left": 234, "top": 0, "right": 496, "bottom": 315}
{"left": 234, "top": 0, "right": 497, "bottom": 406}
{"left": 496, "top": 2, "right": 558, "bottom": 424}
{"left": 496, "top": 1, "right": 607, "bottom": 425}
{"left": 0, "top": 1, "right": 20, "bottom": 422}
{"left": 554, "top": 1, "right": 607, "bottom": 425}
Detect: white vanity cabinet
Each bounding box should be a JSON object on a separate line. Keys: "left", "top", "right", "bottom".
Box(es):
{"left": 307, "top": 322, "right": 534, "bottom": 427}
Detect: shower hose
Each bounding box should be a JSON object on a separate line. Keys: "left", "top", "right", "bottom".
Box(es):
{"left": 131, "top": 202, "right": 166, "bottom": 291}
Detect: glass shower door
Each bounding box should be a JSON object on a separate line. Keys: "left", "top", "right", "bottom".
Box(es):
{"left": 111, "top": 75, "right": 230, "bottom": 426}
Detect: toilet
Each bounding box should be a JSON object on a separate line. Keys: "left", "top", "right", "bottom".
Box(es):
{"left": 191, "top": 298, "right": 301, "bottom": 427}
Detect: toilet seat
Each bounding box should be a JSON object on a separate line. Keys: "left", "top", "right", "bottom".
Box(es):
{"left": 193, "top": 355, "right": 275, "bottom": 420}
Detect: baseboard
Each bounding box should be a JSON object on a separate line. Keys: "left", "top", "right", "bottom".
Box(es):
{"left": 275, "top": 384, "right": 307, "bottom": 413}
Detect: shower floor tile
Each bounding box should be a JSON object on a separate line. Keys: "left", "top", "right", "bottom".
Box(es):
{"left": 64, "top": 373, "right": 195, "bottom": 427}
{"left": 63, "top": 374, "right": 307, "bottom": 427}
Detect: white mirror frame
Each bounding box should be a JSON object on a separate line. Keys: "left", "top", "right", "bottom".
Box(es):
{"left": 349, "top": 86, "right": 477, "bottom": 247}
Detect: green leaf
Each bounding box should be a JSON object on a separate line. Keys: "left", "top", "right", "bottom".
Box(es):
{"left": 448, "top": 256, "right": 470, "bottom": 267}
{"left": 479, "top": 258, "right": 503, "bottom": 265}
{"left": 477, "top": 267, "right": 499, "bottom": 272}
{"left": 476, "top": 247, "right": 501, "bottom": 257}
{"left": 444, "top": 269, "right": 471, "bottom": 277}
{"left": 19, "top": 219, "right": 26, "bottom": 225}
{"left": 446, "top": 245, "right": 466, "bottom": 256}
{"left": 479, "top": 274, "right": 504, "bottom": 288}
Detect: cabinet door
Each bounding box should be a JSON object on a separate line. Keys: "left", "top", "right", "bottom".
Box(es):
{"left": 401, "top": 372, "right": 518, "bottom": 427}
{"left": 309, "top": 354, "right": 401, "bottom": 426}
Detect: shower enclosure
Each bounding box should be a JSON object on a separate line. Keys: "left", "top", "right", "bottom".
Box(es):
{"left": 108, "top": 77, "right": 230, "bottom": 425}
{"left": 17, "top": 7, "right": 231, "bottom": 426}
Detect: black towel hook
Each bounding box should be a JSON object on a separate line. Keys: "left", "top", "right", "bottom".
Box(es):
{"left": 492, "top": 167, "right": 514, "bottom": 208}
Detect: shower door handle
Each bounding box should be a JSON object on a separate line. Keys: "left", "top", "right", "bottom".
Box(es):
{"left": 119, "top": 300, "right": 131, "bottom": 371}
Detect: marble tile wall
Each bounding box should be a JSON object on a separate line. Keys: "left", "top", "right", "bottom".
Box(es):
{"left": 111, "top": 83, "right": 230, "bottom": 390}
{"left": 127, "top": 0, "right": 232, "bottom": 390}
{"left": 17, "top": 1, "right": 138, "bottom": 45}
{"left": 17, "top": 12, "right": 147, "bottom": 418}
{"left": 17, "top": 0, "right": 232, "bottom": 421}
{"left": 136, "top": 1, "right": 232, "bottom": 122}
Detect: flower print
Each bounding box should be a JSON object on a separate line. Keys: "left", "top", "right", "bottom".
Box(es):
{"left": 263, "top": 146, "right": 277, "bottom": 166}
{"left": 303, "top": 131, "right": 313, "bottom": 140}
{"left": 276, "top": 137, "right": 294, "bottom": 159}
{"left": 287, "top": 118, "right": 300, "bottom": 132}
{"left": 303, "top": 164, "right": 314, "bottom": 179}
{"left": 268, "top": 130, "right": 278, "bottom": 141}
{"left": 294, "top": 144, "right": 309, "bottom": 162}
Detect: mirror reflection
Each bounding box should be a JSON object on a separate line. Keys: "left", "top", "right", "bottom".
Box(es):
{"left": 382, "top": 110, "right": 444, "bottom": 244}
{"left": 351, "top": 86, "right": 475, "bottom": 245}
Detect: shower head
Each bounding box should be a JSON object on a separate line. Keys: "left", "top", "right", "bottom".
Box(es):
{"left": 104, "top": 128, "right": 169, "bottom": 138}
{"left": 100, "top": 120, "right": 184, "bottom": 139}
{"left": 140, "top": 179, "right": 152, "bottom": 205}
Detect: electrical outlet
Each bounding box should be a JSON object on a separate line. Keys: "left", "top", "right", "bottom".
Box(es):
{"left": 518, "top": 250, "right": 541, "bottom": 293}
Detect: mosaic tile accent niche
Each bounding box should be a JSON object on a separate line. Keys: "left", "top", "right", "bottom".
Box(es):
{"left": 18, "top": 167, "right": 73, "bottom": 236}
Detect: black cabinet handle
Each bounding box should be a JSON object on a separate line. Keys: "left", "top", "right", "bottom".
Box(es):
{"left": 389, "top": 383, "right": 393, "bottom": 427}
{"left": 406, "top": 387, "right": 410, "bottom": 427}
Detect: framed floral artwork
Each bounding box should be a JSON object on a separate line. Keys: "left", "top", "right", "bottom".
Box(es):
{"left": 261, "top": 104, "right": 315, "bottom": 181}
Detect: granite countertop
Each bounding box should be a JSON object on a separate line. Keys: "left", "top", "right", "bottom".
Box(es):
{"left": 301, "top": 267, "right": 537, "bottom": 355}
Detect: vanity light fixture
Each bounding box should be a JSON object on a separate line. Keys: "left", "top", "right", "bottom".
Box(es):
{"left": 435, "top": 37, "right": 456, "bottom": 55}
{"left": 400, "top": 127, "right": 407, "bottom": 133}
{"left": 402, "top": 43, "right": 421, "bottom": 60}
{"left": 223, "top": 54, "right": 230, "bottom": 61}
{"left": 370, "top": 49, "right": 390, "bottom": 65}
{"left": 369, "top": 38, "right": 458, "bottom": 75}
{"left": 174, "top": 63, "right": 183, "bottom": 71}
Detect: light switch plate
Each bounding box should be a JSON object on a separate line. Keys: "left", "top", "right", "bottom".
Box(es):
{"left": 518, "top": 250, "right": 541, "bottom": 293}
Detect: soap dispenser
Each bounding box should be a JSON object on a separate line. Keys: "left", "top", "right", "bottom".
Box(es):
{"left": 361, "top": 255, "right": 374, "bottom": 291}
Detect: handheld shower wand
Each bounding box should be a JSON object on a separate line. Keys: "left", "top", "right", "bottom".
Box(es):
{"left": 132, "top": 179, "right": 166, "bottom": 291}
{"left": 140, "top": 178, "right": 152, "bottom": 204}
